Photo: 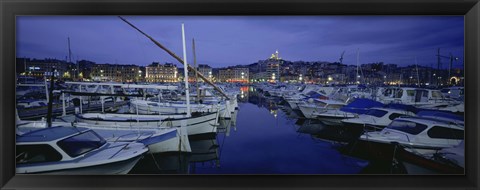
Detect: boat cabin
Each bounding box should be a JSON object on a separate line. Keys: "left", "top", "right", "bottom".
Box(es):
{"left": 16, "top": 126, "right": 107, "bottom": 164}
{"left": 376, "top": 117, "right": 464, "bottom": 148}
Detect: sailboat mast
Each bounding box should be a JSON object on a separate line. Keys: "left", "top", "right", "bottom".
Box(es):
{"left": 415, "top": 57, "right": 420, "bottom": 86}
{"left": 68, "top": 37, "right": 72, "bottom": 63}
{"left": 193, "top": 38, "right": 200, "bottom": 103}
{"left": 118, "top": 16, "right": 230, "bottom": 100}
{"left": 68, "top": 37, "right": 73, "bottom": 79}
{"left": 181, "top": 23, "right": 191, "bottom": 117}
{"left": 356, "top": 49, "right": 359, "bottom": 84}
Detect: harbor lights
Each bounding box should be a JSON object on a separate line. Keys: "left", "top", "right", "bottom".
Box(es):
{"left": 299, "top": 74, "right": 303, "bottom": 82}
{"left": 272, "top": 73, "right": 276, "bottom": 80}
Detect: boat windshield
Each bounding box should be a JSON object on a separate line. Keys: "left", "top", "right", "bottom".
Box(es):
{"left": 57, "top": 131, "right": 106, "bottom": 158}
{"left": 365, "top": 109, "right": 388, "bottom": 117}
{"left": 406, "top": 90, "right": 415, "bottom": 97}
{"left": 394, "top": 89, "right": 403, "bottom": 98}
{"left": 387, "top": 120, "right": 427, "bottom": 135}
{"left": 16, "top": 144, "right": 62, "bottom": 164}
{"left": 432, "top": 91, "right": 444, "bottom": 99}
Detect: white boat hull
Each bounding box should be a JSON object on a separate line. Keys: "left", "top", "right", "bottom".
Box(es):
{"left": 76, "top": 112, "right": 219, "bottom": 136}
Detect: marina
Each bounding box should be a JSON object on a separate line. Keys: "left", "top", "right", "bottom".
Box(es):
{"left": 15, "top": 16, "right": 465, "bottom": 175}
{"left": 16, "top": 82, "right": 465, "bottom": 174}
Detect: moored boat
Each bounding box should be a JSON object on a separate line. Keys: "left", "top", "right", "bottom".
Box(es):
{"left": 349, "top": 117, "right": 463, "bottom": 162}
{"left": 75, "top": 111, "right": 219, "bottom": 135}
{"left": 16, "top": 126, "right": 148, "bottom": 174}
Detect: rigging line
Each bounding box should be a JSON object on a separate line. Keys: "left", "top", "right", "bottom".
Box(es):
{"left": 118, "top": 16, "right": 230, "bottom": 100}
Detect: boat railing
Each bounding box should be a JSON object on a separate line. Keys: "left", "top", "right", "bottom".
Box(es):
{"left": 112, "top": 132, "right": 155, "bottom": 143}
{"left": 108, "top": 143, "right": 131, "bottom": 160}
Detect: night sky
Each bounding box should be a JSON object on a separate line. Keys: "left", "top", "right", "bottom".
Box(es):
{"left": 16, "top": 16, "right": 464, "bottom": 68}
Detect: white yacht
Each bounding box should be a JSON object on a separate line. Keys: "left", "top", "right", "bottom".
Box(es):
{"left": 376, "top": 87, "right": 459, "bottom": 110}
{"left": 298, "top": 99, "right": 356, "bottom": 125}
{"left": 399, "top": 141, "right": 464, "bottom": 174}
{"left": 356, "top": 117, "right": 464, "bottom": 160}
{"left": 16, "top": 126, "right": 147, "bottom": 174}
{"left": 17, "top": 120, "right": 192, "bottom": 154}
{"left": 341, "top": 107, "right": 416, "bottom": 131}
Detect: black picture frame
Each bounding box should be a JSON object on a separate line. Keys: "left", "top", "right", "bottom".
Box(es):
{"left": 1, "top": 0, "right": 479, "bottom": 189}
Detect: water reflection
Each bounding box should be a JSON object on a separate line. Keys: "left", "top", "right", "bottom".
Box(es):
{"left": 130, "top": 111, "right": 238, "bottom": 174}
{"left": 131, "top": 87, "right": 369, "bottom": 174}
{"left": 188, "top": 134, "right": 221, "bottom": 173}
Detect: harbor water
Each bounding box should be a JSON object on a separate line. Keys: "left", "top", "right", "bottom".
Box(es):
{"left": 130, "top": 88, "right": 370, "bottom": 174}
{"left": 16, "top": 84, "right": 464, "bottom": 175}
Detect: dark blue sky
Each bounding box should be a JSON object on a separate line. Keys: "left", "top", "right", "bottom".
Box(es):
{"left": 17, "top": 16, "right": 464, "bottom": 68}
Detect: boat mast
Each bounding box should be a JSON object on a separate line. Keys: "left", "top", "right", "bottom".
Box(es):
{"left": 181, "top": 23, "right": 191, "bottom": 117}
{"left": 193, "top": 38, "right": 200, "bottom": 103}
{"left": 415, "top": 57, "right": 420, "bottom": 86}
{"left": 118, "top": 16, "right": 230, "bottom": 100}
{"left": 46, "top": 68, "right": 56, "bottom": 127}
{"left": 68, "top": 37, "right": 73, "bottom": 80}
{"left": 356, "top": 48, "right": 360, "bottom": 84}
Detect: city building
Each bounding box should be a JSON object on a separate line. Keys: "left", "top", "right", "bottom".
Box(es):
{"left": 326, "top": 74, "right": 346, "bottom": 85}
{"left": 189, "top": 64, "right": 213, "bottom": 82}
{"left": 198, "top": 64, "right": 213, "bottom": 80}
{"left": 77, "top": 60, "right": 97, "bottom": 81}
{"left": 145, "top": 62, "right": 178, "bottom": 83}
{"left": 251, "top": 72, "right": 267, "bottom": 82}
{"left": 218, "top": 67, "right": 249, "bottom": 83}
{"left": 90, "top": 64, "right": 141, "bottom": 82}
{"left": 266, "top": 50, "right": 282, "bottom": 82}
{"left": 17, "top": 58, "right": 70, "bottom": 79}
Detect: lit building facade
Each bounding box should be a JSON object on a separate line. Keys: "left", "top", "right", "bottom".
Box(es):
{"left": 90, "top": 64, "right": 141, "bottom": 82}
{"left": 189, "top": 64, "right": 213, "bottom": 82}
{"left": 145, "top": 62, "right": 178, "bottom": 83}
{"left": 19, "top": 58, "right": 70, "bottom": 79}
{"left": 218, "top": 67, "right": 249, "bottom": 83}
{"left": 198, "top": 64, "right": 213, "bottom": 81}
{"left": 266, "top": 50, "right": 282, "bottom": 82}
